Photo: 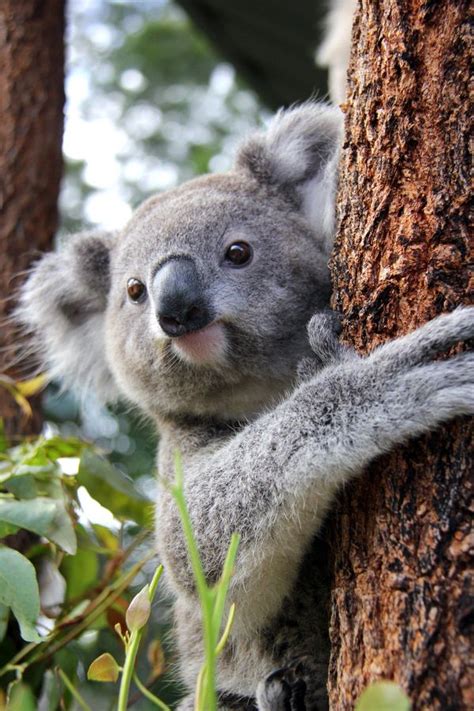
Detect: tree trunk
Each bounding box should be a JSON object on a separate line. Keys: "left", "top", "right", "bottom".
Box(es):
{"left": 328, "top": 1, "right": 472, "bottom": 709}
{"left": 0, "top": 0, "right": 65, "bottom": 437}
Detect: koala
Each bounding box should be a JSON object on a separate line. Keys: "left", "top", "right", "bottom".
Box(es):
{"left": 16, "top": 103, "right": 474, "bottom": 710}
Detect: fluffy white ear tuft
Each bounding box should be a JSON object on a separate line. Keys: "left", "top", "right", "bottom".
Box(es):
{"left": 16, "top": 231, "right": 120, "bottom": 404}
{"left": 235, "top": 102, "right": 343, "bottom": 251}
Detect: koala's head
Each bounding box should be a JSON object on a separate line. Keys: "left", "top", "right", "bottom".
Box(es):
{"left": 18, "top": 103, "right": 342, "bottom": 421}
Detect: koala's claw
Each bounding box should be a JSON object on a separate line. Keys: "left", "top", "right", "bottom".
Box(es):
{"left": 256, "top": 666, "right": 307, "bottom": 711}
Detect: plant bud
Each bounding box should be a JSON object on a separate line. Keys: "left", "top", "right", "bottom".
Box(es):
{"left": 126, "top": 584, "right": 151, "bottom": 633}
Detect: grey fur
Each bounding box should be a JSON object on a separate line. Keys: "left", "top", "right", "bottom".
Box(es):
{"left": 16, "top": 103, "right": 474, "bottom": 710}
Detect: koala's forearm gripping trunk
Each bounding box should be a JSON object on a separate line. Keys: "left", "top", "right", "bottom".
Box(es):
{"left": 329, "top": 0, "right": 472, "bottom": 707}
{"left": 158, "top": 309, "right": 473, "bottom": 636}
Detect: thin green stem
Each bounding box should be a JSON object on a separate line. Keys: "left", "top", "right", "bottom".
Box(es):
{"left": 212, "top": 533, "right": 240, "bottom": 632}
{"left": 171, "top": 453, "right": 217, "bottom": 710}
{"left": 57, "top": 667, "right": 93, "bottom": 711}
{"left": 215, "top": 603, "right": 236, "bottom": 657}
{"left": 133, "top": 672, "right": 171, "bottom": 710}
{"left": 118, "top": 627, "right": 142, "bottom": 711}
{"left": 118, "top": 564, "right": 165, "bottom": 711}
{"left": 148, "top": 564, "right": 164, "bottom": 600}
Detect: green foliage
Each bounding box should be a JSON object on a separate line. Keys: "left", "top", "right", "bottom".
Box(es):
{"left": 0, "top": 419, "right": 172, "bottom": 708}
{"left": 0, "top": 548, "right": 41, "bottom": 643}
{"left": 78, "top": 449, "right": 153, "bottom": 526}
{"left": 6, "top": 681, "right": 36, "bottom": 711}
{"left": 116, "top": 19, "right": 217, "bottom": 86}
{"left": 0, "top": 407, "right": 239, "bottom": 710}
{"left": 356, "top": 681, "right": 412, "bottom": 711}
{"left": 61, "top": 546, "right": 99, "bottom": 601}
{"left": 0, "top": 498, "right": 76, "bottom": 555}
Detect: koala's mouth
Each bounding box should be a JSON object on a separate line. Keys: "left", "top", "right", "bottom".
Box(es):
{"left": 171, "top": 322, "right": 227, "bottom": 366}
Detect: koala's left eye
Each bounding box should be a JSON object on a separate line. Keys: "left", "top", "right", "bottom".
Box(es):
{"left": 127, "top": 278, "right": 147, "bottom": 303}
{"left": 224, "top": 241, "right": 253, "bottom": 267}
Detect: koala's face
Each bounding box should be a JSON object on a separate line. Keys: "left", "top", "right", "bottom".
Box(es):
{"left": 106, "top": 172, "right": 331, "bottom": 419}
{"left": 18, "top": 103, "right": 342, "bottom": 421}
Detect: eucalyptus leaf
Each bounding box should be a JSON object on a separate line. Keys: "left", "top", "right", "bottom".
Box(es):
{"left": 78, "top": 450, "right": 152, "bottom": 526}
{"left": 4, "top": 474, "right": 39, "bottom": 499}
{"left": 0, "top": 520, "right": 19, "bottom": 537}
{"left": 7, "top": 681, "right": 37, "bottom": 711}
{"left": 0, "top": 601, "right": 9, "bottom": 642}
{"left": 0, "top": 497, "right": 77, "bottom": 554}
{"left": 61, "top": 547, "right": 99, "bottom": 601}
{"left": 92, "top": 523, "right": 119, "bottom": 551}
{"left": 356, "top": 681, "right": 411, "bottom": 711}
{"left": 0, "top": 546, "right": 41, "bottom": 642}
{"left": 0, "top": 419, "right": 7, "bottom": 453}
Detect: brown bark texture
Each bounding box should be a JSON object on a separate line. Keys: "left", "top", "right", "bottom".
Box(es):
{"left": 328, "top": 0, "right": 473, "bottom": 709}
{"left": 0, "top": 0, "right": 65, "bottom": 437}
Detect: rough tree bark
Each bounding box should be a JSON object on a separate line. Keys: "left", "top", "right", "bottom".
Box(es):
{"left": 0, "top": 0, "right": 65, "bottom": 437}
{"left": 328, "top": 1, "right": 472, "bottom": 709}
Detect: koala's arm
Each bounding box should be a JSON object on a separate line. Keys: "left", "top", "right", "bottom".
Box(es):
{"left": 159, "top": 307, "right": 474, "bottom": 631}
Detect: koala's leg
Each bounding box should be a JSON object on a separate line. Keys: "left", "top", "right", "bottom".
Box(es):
{"left": 161, "top": 308, "right": 474, "bottom": 631}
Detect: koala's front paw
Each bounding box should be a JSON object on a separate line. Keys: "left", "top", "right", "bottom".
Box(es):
{"left": 256, "top": 666, "right": 307, "bottom": 711}
{"left": 306, "top": 310, "right": 346, "bottom": 366}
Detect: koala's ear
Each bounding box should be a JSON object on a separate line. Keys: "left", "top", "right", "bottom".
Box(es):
{"left": 235, "top": 102, "right": 343, "bottom": 250}
{"left": 16, "top": 230, "right": 119, "bottom": 403}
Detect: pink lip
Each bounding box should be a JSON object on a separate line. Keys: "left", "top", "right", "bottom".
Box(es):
{"left": 172, "top": 322, "right": 227, "bottom": 365}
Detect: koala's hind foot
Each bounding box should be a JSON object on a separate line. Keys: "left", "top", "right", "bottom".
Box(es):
{"left": 256, "top": 665, "right": 311, "bottom": 711}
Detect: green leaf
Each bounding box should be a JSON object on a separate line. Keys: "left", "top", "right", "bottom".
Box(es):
{"left": 78, "top": 450, "right": 152, "bottom": 526}
{"left": 0, "top": 497, "right": 77, "bottom": 554}
{"left": 7, "top": 681, "right": 37, "bottom": 711}
{"left": 92, "top": 523, "right": 119, "bottom": 551}
{"left": 87, "top": 652, "right": 120, "bottom": 682}
{"left": 0, "top": 601, "right": 9, "bottom": 642}
{"left": 4, "top": 474, "right": 39, "bottom": 499}
{"left": 41, "top": 436, "right": 84, "bottom": 460}
{"left": 0, "top": 520, "right": 19, "bottom": 537}
{"left": 0, "top": 546, "right": 41, "bottom": 642}
{"left": 0, "top": 419, "right": 7, "bottom": 453}
{"left": 61, "top": 546, "right": 99, "bottom": 601}
{"left": 356, "top": 681, "right": 411, "bottom": 711}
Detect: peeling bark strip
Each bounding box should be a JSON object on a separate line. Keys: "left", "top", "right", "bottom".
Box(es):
{"left": 328, "top": 0, "right": 472, "bottom": 708}
{"left": 0, "top": 0, "right": 65, "bottom": 435}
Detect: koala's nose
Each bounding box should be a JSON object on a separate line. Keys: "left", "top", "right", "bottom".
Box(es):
{"left": 153, "top": 258, "right": 213, "bottom": 337}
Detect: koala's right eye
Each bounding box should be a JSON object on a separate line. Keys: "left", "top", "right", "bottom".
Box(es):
{"left": 127, "top": 278, "right": 147, "bottom": 304}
